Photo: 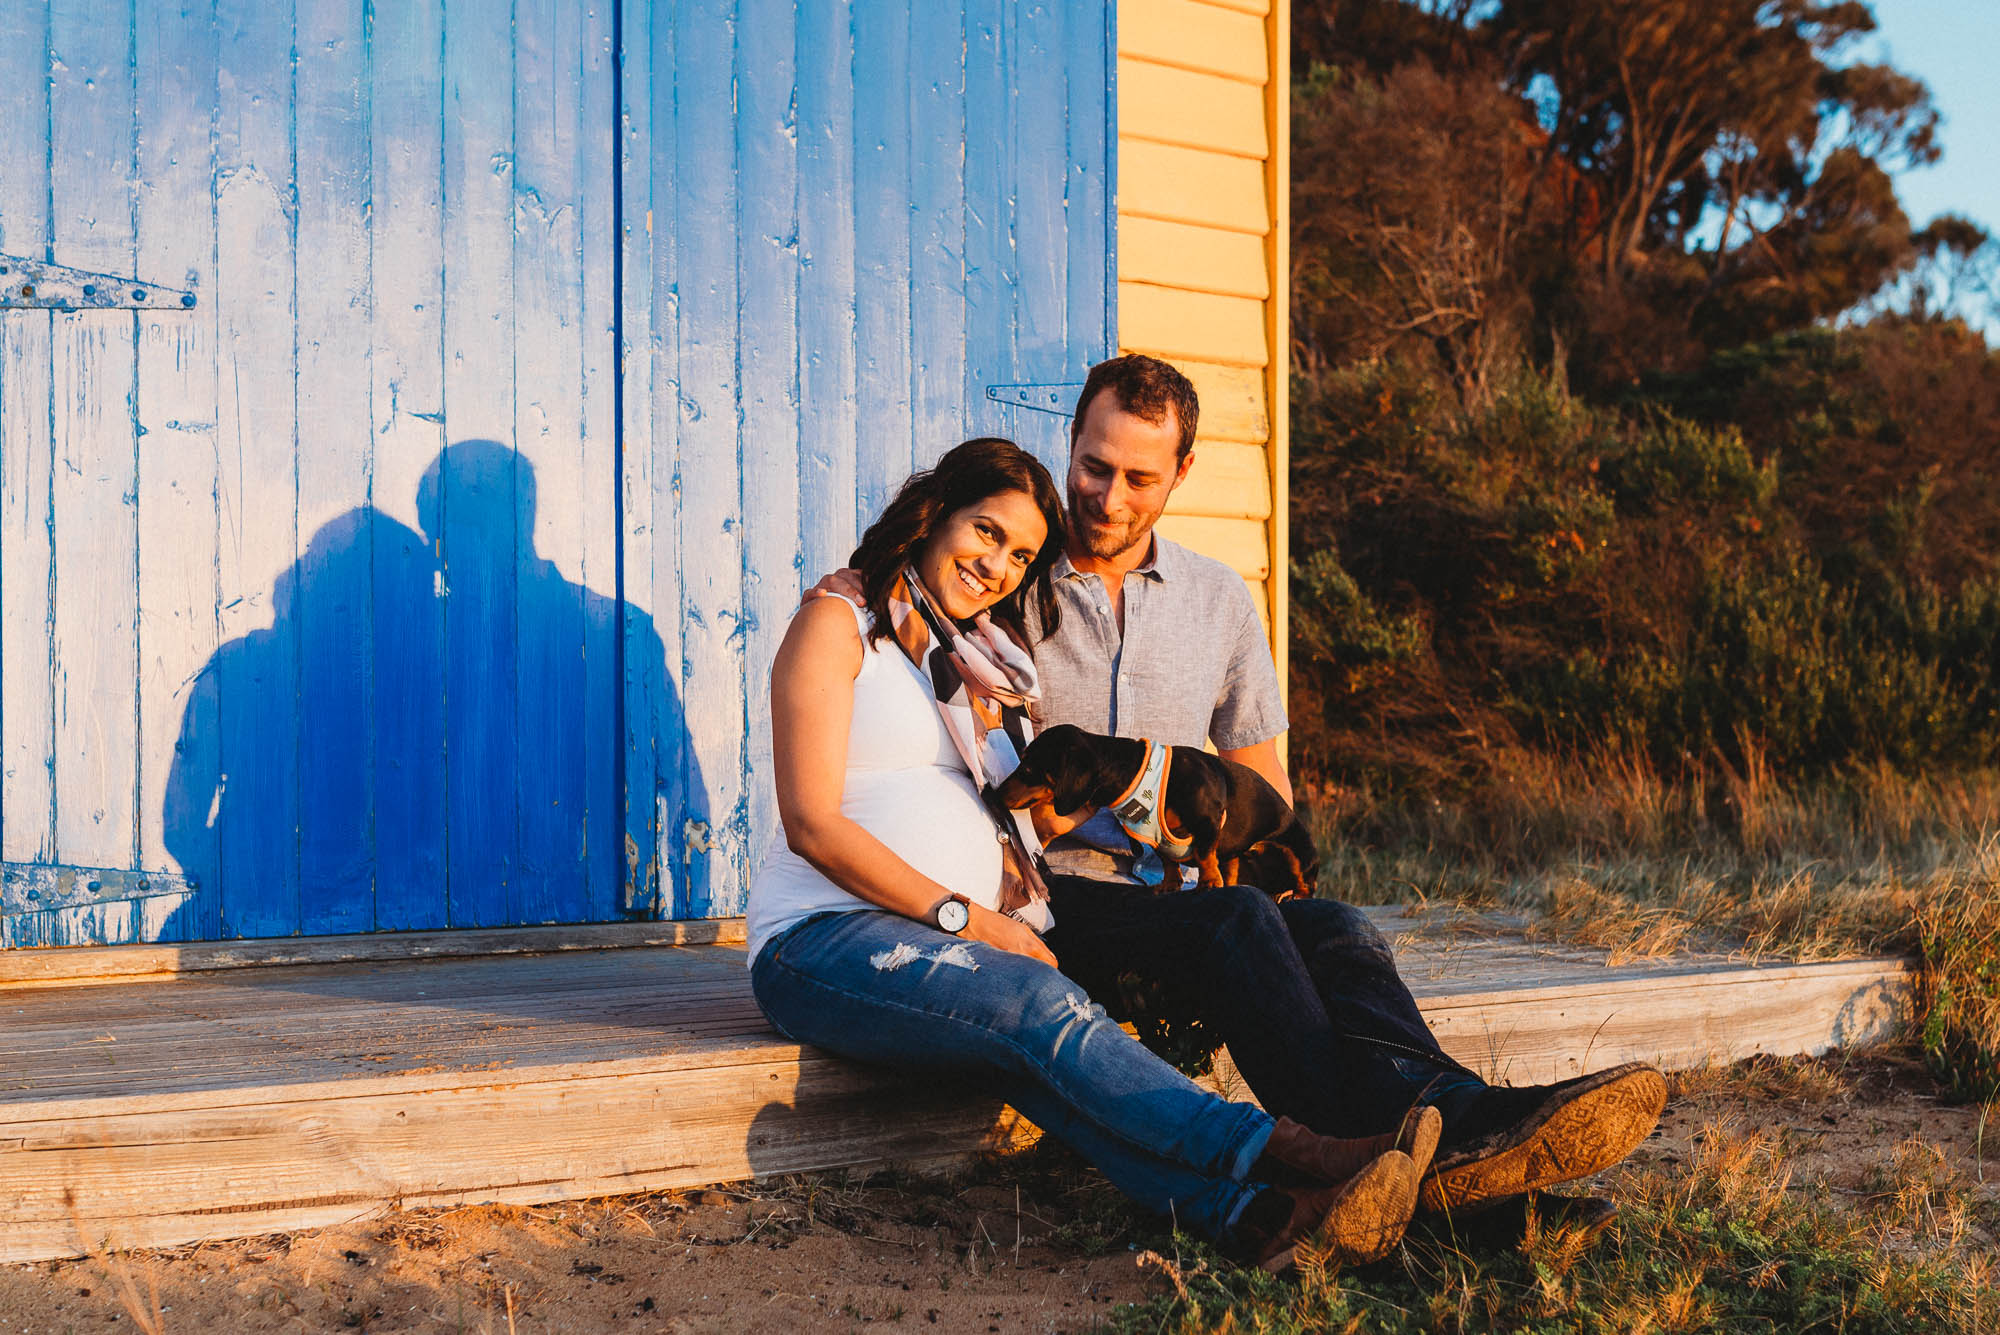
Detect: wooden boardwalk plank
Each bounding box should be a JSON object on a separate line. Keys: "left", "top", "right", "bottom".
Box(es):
{"left": 0, "top": 911, "right": 1911, "bottom": 1263}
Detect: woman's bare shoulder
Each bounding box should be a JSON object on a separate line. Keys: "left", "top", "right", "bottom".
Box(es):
{"left": 778, "top": 593, "right": 868, "bottom": 673}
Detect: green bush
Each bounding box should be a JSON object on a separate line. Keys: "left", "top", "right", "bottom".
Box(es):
{"left": 1289, "top": 325, "right": 2000, "bottom": 794}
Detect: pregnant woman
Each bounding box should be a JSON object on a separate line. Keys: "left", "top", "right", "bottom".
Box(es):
{"left": 746, "top": 437, "right": 1438, "bottom": 1270}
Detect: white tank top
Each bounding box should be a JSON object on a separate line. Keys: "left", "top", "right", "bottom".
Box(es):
{"left": 745, "top": 595, "right": 1005, "bottom": 963}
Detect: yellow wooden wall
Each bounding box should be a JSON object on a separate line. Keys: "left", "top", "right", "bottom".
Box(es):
{"left": 1117, "top": 0, "right": 1289, "bottom": 700}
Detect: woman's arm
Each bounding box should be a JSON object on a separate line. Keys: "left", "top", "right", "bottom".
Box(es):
{"left": 771, "top": 598, "right": 1056, "bottom": 965}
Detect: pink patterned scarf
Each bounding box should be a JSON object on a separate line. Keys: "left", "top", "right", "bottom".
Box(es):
{"left": 883, "top": 566, "right": 1053, "bottom": 931}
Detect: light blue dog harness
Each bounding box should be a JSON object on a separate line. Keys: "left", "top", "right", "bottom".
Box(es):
{"left": 1109, "top": 740, "right": 1195, "bottom": 879}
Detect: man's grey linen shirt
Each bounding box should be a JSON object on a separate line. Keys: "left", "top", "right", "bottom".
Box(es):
{"left": 1025, "top": 534, "right": 1287, "bottom": 883}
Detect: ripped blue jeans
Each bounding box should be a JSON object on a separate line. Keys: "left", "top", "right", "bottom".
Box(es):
{"left": 751, "top": 909, "right": 1276, "bottom": 1240}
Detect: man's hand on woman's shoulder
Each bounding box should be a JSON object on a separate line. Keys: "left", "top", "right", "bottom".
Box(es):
{"left": 802, "top": 567, "right": 865, "bottom": 607}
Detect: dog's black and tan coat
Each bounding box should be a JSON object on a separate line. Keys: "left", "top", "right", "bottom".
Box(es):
{"left": 990, "top": 723, "right": 1320, "bottom": 898}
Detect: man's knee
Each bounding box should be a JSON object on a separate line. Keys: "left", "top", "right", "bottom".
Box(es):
{"left": 1202, "top": 881, "right": 1287, "bottom": 932}
{"left": 1281, "top": 896, "right": 1397, "bottom": 967}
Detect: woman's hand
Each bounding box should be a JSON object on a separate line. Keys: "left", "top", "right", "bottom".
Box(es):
{"left": 962, "top": 903, "right": 1059, "bottom": 967}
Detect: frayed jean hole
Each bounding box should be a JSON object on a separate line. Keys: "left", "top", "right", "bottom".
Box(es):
{"left": 869, "top": 942, "right": 924, "bottom": 972}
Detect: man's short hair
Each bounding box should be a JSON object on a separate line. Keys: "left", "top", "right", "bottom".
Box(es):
{"left": 1070, "top": 354, "right": 1200, "bottom": 460}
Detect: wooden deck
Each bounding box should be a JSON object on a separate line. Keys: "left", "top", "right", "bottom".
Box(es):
{"left": 0, "top": 910, "right": 1910, "bottom": 1264}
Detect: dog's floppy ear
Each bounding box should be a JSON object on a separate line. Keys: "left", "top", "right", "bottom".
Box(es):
{"left": 1048, "top": 726, "right": 1117, "bottom": 815}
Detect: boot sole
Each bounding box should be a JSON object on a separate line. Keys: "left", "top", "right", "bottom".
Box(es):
{"left": 1418, "top": 1066, "right": 1667, "bottom": 1215}
{"left": 1398, "top": 1104, "right": 1443, "bottom": 1178}
{"left": 1260, "top": 1149, "right": 1419, "bottom": 1273}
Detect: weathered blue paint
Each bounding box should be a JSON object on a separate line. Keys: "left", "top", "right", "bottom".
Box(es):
{"left": 367, "top": 0, "right": 450, "bottom": 934}
{"left": 133, "top": 0, "right": 223, "bottom": 944}
{"left": 0, "top": 0, "right": 1112, "bottom": 946}
{"left": 622, "top": 0, "right": 1115, "bottom": 919}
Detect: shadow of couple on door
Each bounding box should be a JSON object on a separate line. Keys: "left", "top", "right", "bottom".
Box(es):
{"left": 160, "top": 439, "right": 705, "bottom": 941}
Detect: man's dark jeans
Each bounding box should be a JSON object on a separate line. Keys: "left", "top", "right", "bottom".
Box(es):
{"left": 1043, "top": 875, "right": 1485, "bottom": 1137}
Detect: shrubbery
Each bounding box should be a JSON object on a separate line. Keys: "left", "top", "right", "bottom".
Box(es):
{"left": 1288, "top": 322, "right": 2000, "bottom": 798}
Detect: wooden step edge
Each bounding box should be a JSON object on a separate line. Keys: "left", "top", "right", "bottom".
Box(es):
{"left": 1408, "top": 954, "right": 1915, "bottom": 1012}
{"left": 0, "top": 1026, "right": 829, "bottom": 1127}
{"left": 0, "top": 918, "right": 750, "bottom": 989}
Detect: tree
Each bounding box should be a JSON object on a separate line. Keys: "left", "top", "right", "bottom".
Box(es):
{"left": 1292, "top": 62, "right": 1567, "bottom": 406}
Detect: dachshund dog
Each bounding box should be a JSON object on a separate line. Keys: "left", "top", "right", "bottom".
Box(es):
{"left": 992, "top": 723, "right": 1319, "bottom": 899}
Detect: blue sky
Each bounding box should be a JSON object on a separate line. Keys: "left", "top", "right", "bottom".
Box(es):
{"left": 1863, "top": 0, "right": 1998, "bottom": 241}
{"left": 1861, "top": 0, "right": 1998, "bottom": 332}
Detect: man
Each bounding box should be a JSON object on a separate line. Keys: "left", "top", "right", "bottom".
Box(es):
{"left": 821, "top": 354, "right": 1666, "bottom": 1215}
{"left": 1028, "top": 352, "right": 1672, "bottom": 1218}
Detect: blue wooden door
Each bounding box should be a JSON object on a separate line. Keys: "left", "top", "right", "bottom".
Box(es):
{"left": 618, "top": 0, "right": 1114, "bottom": 919}
{"left": 0, "top": 0, "right": 1111, "bottom": 945}
{"left": 1, "top": 0, "right": 623, "bottom": 944}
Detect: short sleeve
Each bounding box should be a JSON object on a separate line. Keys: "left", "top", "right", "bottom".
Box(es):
{"left": 1208, "top": 579, "right": 1287, "bottom": 750}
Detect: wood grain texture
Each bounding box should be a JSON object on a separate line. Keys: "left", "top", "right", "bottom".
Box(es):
{"left": 0, "top": 1, "right": 57, "bottom": 895}
{"left": 1120, "top": 282, "right": 1269, "bottom": 368}
{"left": 1119, "top": 59, "right": 1269, "bottom": 158}
{"left": 1117, "top": 138, "right": 1269, "bottom": 234}
{"left": 738, "top": 0, "right": 803, "bottom": 899}
{"left": 1119, "top": 216, "right": 1269, "bottom": 300}
{"left": 213, "top": 0, "right": 302, "bottom": 939}
{"left": 295, "top": 0, "right": 377, "bottom": 938}
{"left": 367, "top": 0, "right": 450, "bottom": 934}
{"left": 3, "top": 1051, "right": 1029, "bottom": 1263}
{"left": 1012, "top": 0, "right": 1078, "bottom": 468}
{"left": 1165, "top": 441, "right": 1272, "bottom": 520}
{"left": 441, "top": 2, "right": 520, "bottom": 929}
{"left": 575, "top": 4, "right": 622, "bottom": 925}
{"left": 133, "top": 0, "right": 221, "bottom": 943}
{"left": 617, "top": 0, "right": 671, "bottom": 920}
{"left": 671, "top": 0, "right": 750, "bottom": 920}
{"left": 1154, "top": 514, "right": 1270, "bottom": 579}
{"left": 1170, "top": 359, "right": 1268, "bottom": 443}
{"left": 5, "top": 0, "right": 1114, "bottom": 948}
{"left": 793, "top": 0, "right": 861, "bottom": 595}
{"left": 1118, "top": 0, "right": 1267, "bottom": 84}
{"left": 49, "top": 0, "right": 141, "bottom": 899}
{"left": 0, "top": 924, "right": 1911, "bottom": 1262}
{"left": 512, "top": 0, "right": 588, "bottom": 926}
{"left": 0, "top": 918, "right": 747, "bottom": 988}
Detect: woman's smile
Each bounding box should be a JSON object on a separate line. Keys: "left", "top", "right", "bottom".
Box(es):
{"left": 917, "top": 488, "right": 1050, "bottom": 619}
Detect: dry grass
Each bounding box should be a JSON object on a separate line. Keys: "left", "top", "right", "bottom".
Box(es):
{"left": 1103, "top": 1114, "right": 2000, "bottom": 1335}
{"left": 1303, "top": 757, "right": 2000, "bottom": 1100}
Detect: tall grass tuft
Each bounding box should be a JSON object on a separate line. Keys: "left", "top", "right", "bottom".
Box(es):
{"left": 1101, "top": 1124, "right": 1997, "bottom": 1334}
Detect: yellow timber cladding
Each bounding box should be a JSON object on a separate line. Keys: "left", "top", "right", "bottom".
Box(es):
{"left": 1117, "top": 0, "right": 1289, "bottom": 697}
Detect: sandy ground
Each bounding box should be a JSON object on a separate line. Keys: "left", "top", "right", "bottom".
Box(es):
{"left": 3, "top": 1051, "right": 1992, "bottom": 1335}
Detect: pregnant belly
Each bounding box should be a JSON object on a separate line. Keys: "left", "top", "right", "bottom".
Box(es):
{"left": 841, "top": 765, "right": 1005, "bottom": 909}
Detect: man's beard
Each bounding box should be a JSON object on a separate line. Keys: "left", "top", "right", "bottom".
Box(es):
{"left": 1068, "top": 487, "right": 1161, "bottom": 561}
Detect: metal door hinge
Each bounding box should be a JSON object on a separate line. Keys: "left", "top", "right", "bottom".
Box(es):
{"left": 0, "top": 256, "right": 197, "bottom": 311}
{"left": 2, "top": 862, "right": 197, "bottom": 917}
{"left": 986, "top": 382, "right": 1087, "bottom": 416}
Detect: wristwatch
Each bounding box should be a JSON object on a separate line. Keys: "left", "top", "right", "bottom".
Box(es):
{"left": 933, "top": 893, "right": 971, "bottom": 935}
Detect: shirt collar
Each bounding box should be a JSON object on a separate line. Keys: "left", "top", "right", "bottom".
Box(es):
{"left": 1054, "top": 533, "right": 1176, "bottom": 585}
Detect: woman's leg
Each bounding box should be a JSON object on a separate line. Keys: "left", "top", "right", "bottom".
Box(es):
{"left": 751, "top": 909, "right": 1274, "bottom": 1239}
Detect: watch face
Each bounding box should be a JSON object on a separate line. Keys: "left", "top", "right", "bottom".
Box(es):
{"left": 938, "top": 897, "right": 970, "bottom": 933}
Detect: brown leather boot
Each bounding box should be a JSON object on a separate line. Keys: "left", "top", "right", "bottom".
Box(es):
{"left": 1253, "top": 1149, "right": 1420, "bottom": 1273}
{"left": 1259, "top": 1105, "right": 1443, "bottom": 1187}
{"left": 1420, "top": 1063, "right": 1667, "bottom": 1215}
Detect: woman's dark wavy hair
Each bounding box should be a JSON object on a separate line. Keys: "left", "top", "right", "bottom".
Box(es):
{"left": 850, "top": 437, "right": 1065, "bottom": 645}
